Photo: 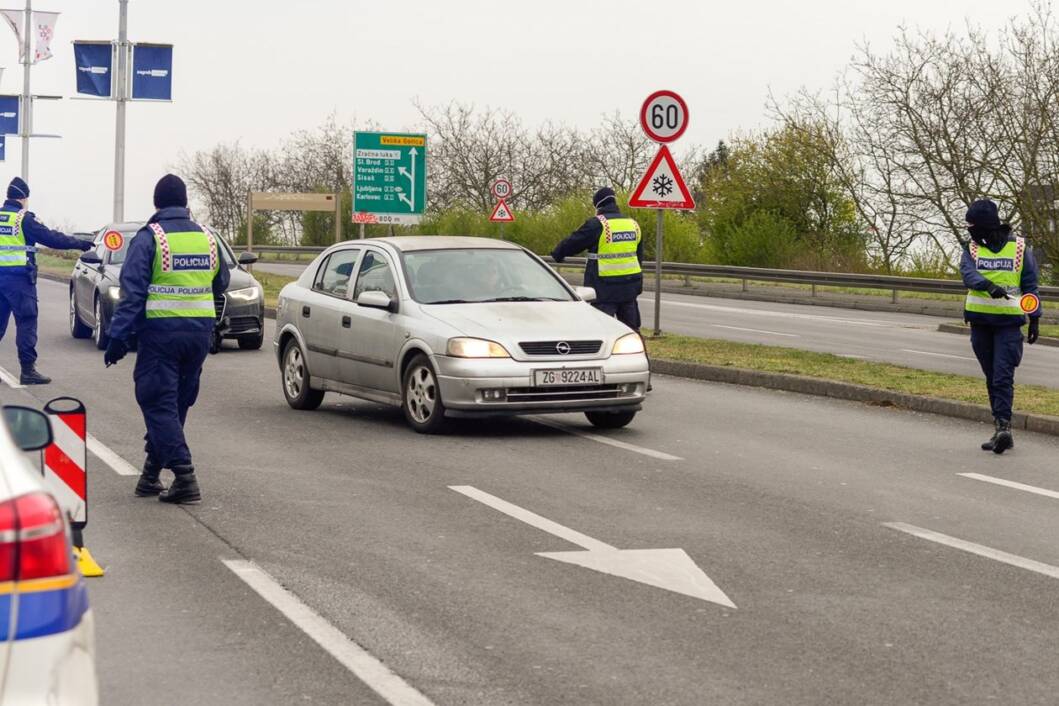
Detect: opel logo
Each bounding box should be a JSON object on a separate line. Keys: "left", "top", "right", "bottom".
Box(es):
{"left": 556, "top": 341, "right": 572, "bottom": 355}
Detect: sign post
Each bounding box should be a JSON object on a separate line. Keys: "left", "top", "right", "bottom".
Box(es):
{"left": 352, "top": 132, "right": 427, "bottom": 233}
{"left": 631, "top": 90, "right": 694, "bottom": 336}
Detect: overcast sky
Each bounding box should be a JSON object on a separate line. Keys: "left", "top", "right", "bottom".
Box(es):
{"left": 0, "top": 0, "right": 1037, "bottom": 231}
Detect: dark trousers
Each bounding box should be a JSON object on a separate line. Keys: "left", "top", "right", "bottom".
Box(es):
{"left": 134, "top": 329, "right": 211, "bottom": 468}
{"left": 970, "top": 324, "right": 1024, "bottom": 421}
{"left": 593, "top": 300, "right": 641, "bottom": 331}
{"left": 0, "top": 276, "right": 38, "bottom": 366}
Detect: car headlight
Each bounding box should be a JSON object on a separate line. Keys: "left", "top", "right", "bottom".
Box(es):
{"left": 612, "top": 333, "right": 645, "bottom": 355}
{"left": 107, "top": 286, "right": 121, "bottom": 301}
{"left": 227, "top": 286, "right": 262, "bottom": 302}
{"left": 447, "top": 337, "right": 511, "bottom": 358}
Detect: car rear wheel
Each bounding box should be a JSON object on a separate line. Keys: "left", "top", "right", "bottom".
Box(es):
{"left": 282, "top": 339, "right": 324, "bottom": 410}
{"left": 92, "top": 297, "right": 109, "bottom": 350}
{"left": 238, "top": 331, "right": 264, "bottom": 350}
{"left": 585, "top": 410, "right": 637, "bottom": 429}
{"left": 402, "top": 354, "right": 448, "bottom": 434}
{"left": 70, "top": 289, "right": 91, "bottom": 339}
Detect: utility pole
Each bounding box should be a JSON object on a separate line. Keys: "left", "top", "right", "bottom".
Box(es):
{"left": 19, "top": 0, "right": 31, "bottom": 180}
{"left": 112, "top": 0, "right": 128, "bottom": 222}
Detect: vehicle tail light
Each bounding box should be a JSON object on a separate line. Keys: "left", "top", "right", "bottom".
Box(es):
{"left": 0, "top": 492, "right": 72, "bottom": 582}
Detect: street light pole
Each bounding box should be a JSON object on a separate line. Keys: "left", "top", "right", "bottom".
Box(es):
{"left": 20, "top": 0, "right": 31, "bottom": 180}
{"left": 112, "top": 0, "right": 128, "bottom": 222}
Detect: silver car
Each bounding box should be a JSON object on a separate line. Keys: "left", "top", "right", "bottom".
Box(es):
{"left": 274, "top": 236, "right": 650, "bottom": 433}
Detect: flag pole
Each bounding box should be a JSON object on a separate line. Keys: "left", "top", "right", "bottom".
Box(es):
{"left": 112, "top": 0, "right": 128, "bottom": 222}
{"left": 20, "top": 0, "right": 31, "bottom": 180}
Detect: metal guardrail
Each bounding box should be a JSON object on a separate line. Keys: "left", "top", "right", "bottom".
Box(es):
{"left": 245, "top": 244, "right": 1059, "bottom": 299}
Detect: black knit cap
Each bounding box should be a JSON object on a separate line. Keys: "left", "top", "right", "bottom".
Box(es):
{"left": 965, "top": 199, "right": 1001, "bottom": 228}
{"left": 592, "top": 186, "right": 616, "bottom": 210}
{"left": 7, "top": 177, "right": 29, "bottom": 200}
{"left": 153, "top": 174, "right": 188, "bottom": 209}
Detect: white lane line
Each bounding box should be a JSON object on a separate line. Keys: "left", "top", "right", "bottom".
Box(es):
{"left": 648, "top": 297, "right": 891, "bottom": 327}
{"left": 223, "top": 559, "right": 435, "bottom": 706}
{"left": 883, "top": 522, "right": 1059, "bottom": 580}
{"left": 958, "top": 473, "right": 1059, "bottom": 501}
{"left": 86, "top": 434, "right": 140, "bottom": 476}
{"left": 0, "top": 365, "right": 24, "bottom": 388}
{"left": 531, "top": 417, "right": 683, "bottom": 462}
{"left": 900, "top": 349, "right": 976, "bottom": 361}
{"left": 712, "top": 324, "right": 799, "bottom": 338}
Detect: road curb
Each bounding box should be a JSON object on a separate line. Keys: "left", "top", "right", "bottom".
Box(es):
{"left": 651, "top": 358, "right": 1059, "bottom": 438}
{"left": 936, "top": 322, "right": 1059, "bottom": 348}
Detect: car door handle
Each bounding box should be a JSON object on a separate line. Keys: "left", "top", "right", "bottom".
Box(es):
{"left": 341, "top": 315, "right": 351, "bottom": 328}
{"left": 302, "top": 306, "right": 311, "bottom": 318}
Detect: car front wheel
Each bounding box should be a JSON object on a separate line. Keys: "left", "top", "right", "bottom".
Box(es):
{"left": 70, "top": 289, "right": 91, "bottom": 339}
{"left": 402, "top": 354, "right": 448, "bottom": 434}
{"left": 585, "top": 410, "right": 637, "bottom": 429}
{"left": 282, "top": 339, "right": 324, "bottom": 410}
{"left": 92, "top": 297, "right": 109, "bottom": 350}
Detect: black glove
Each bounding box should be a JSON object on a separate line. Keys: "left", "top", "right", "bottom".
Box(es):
{"left": 1028, "top": 318, "right": 1040, "bottom": 345}
{"left": 986, "top": 283, "right": 1010, "bottom": 299}
{"left": 78, "top": 240, "right": 94, "bottom": 252}
{"left": 104, "top": 338, "right": 128, "bottom": 367}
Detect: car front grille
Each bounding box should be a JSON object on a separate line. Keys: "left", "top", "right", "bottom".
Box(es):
{"left": 214, "top": 294, "right": 226, "bottom": 319}
{"left": 503, "top": 384, "right": 626, "bottom": 403}
{"left": 227, "top": 316, "right": 260, "bottom": 335}
{"left": 519, "top": 340, "right": 602, "bottom": 356}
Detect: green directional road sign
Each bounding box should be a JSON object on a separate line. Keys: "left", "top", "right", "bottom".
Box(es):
{"left": 352, "top": 131, "right": 427, "bottom": 225}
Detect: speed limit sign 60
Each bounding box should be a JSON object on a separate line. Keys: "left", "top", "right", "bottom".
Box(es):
{"left": 640, "top": 90, "right": 689, "bottom": 143}
{"left": 491, "top": 179, "right": 512, "bottom": 200}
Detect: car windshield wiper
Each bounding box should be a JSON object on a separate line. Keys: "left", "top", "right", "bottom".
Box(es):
{"left": 481, "top": 296, "right": 565, "bottom": 302}
{"left": 423, "top": 298, "right": 477, "bottom": 305}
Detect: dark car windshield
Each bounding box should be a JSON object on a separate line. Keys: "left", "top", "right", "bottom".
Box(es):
{"left": 403, "top": 248, "right": 573, "bottom": 304}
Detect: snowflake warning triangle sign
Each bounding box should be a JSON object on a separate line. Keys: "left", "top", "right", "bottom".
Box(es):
{"left": 628, "top": 145, "right": 695, "bottom": 210}
{"left": 490, "top": 198, "right": 515, "bottom": 222}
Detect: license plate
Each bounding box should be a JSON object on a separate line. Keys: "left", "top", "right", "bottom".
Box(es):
{"left": 533, "top": 368, "right": 603, "bottom": 387}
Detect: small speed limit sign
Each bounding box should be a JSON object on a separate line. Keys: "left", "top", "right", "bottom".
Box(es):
{"left": 491, "top": 178, "right": 513, "bottom": 200}
{"left": 640, "top": 90, "right": 689, "bottom": 143}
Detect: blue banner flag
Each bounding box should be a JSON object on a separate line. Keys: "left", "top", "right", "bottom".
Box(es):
{"left": 0, "top": 135, "right": 6, "bottom": 162}
{"left": 73, "top": 41, "right": 114, "bottom": 98}
{"left": 131, "top": 44, "right": 173, "bottom": 101}
{"left": 0, "top": 96, "right": 18, "bottom": 135}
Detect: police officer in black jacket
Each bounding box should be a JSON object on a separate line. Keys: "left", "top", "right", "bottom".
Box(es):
{"left": 551, "top": 187, "right": 644, "bottom": 330}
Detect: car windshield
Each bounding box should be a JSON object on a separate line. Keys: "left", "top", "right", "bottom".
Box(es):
{"left": 106, "top": 227, "right": 236, "bottom": 268}
{"left": 403, "top": 248, "right": 573, "bottom": 304}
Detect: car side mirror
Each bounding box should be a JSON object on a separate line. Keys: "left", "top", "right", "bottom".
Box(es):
{"left": 574, "top": 286, "right": 597, "bottom": 303}
{"left": 357, "top": 290, "right": 397, "bottom": 313}
{"left": 238, "top": 252, "right": 259, "bottom": 265}
{"left": 2, "top": 406, "right": 53, "bottom": 452}
{"left": 79, "top": 252, "right": 103, "bottom": 266}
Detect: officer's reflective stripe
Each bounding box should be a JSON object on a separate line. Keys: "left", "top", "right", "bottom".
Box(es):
{"left": 965, "top": 294, "right": 1023, "bottom": 311}
{"left": 147, "top": 285, "right": 212, "bottom": 296}
{"left": 145, "top": 300, "right": 216, "bottom": 311}
{"left": 0, "top": 244, "right": 35, "bottom": 251}
{"left": 0, "top": 255, "right": 23, "bottom": 262}
{"left": 598, "top": 260, "right": 642, "bottom": 273}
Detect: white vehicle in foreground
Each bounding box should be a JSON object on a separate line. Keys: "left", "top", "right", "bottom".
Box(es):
{"left": 0, "top": 403, "right": 97, "bottom": 705}
{"left": 275, "top": 236, "right": 650, "bottom": 433}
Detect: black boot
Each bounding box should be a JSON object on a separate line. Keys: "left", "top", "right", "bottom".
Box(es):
{"left": 981, "top": 421, "right": 1000, "bottom": 451}
{"left": 992, "top": 419, "right": 1014, "bottom": 455}
{"left": 159, "top": 466, "right": 201, "bottom": 504}
{"left": 134, "top": 458, "right": 165, "bottom": 497}
{"left": 19, "top": 366, "right": 50, "bottom": 385}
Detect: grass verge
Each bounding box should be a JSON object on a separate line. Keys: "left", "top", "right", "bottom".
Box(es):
{"left": 645, "top": 332, "right": 1059, "bottom": 418}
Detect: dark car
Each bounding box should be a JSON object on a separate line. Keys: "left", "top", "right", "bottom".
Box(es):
{"left": 69, "top": 222, "right": 266, "bottom": 351}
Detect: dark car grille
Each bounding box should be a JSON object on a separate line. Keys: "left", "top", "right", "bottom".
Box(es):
{"left": 519, "top": 340, "right": 602, "bottom": 356}
{"left": 214, "top": 294, "right": 226, "bottom": 319}
{"left": 504, "top": 384, "right": 626, "bottom": 403}
{"left": 227, "top": 316, "right": 260, "bottom": 335}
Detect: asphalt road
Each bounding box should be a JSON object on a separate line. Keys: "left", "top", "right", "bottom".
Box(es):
{"left": 3, "top": 276, "right": 1059, "bottom": 704}
{"left": 256, "top": 261, "right": 1059, "bottom": 388}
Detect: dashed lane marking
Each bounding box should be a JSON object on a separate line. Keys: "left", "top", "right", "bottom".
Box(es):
{"left": 86, "top": 434, "right": 140, "bottom": 476}
{"left": 958, "top": 473, "right": 1059, "bottom": 501}
{"left": 646, "top": 297, "right": 893, "bottom": 327}
{"left": 222, "top": 559, "right": 436, "bottom": 706}
{"left": 0, "top": 365, "right": 24, "bottom": 388}
{"left": 712, "top": 324, "right": 799, "bottom": 338}
{"left": 900, "top": 349, "right": 976, "bottom": 361}
{"left": 531, "top": 417, "right": 683, "bottom": 462}
{"left": 883, "top": 522, "right": 1059, "bottom": 580}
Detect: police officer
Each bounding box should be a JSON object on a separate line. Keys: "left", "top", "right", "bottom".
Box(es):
{"left": 103, "top": 175, "right": 229, "bottom": 502}
{"left": 551, "top": 187, "right": 644, "bottom": 330}
{"left": 960, "top": 199, "right": 1041, "bottom": 454}
{"left": 0, "top": 177, "right": 93, "bottom": 384}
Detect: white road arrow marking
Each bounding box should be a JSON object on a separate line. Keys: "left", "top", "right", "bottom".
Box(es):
{"left": 450, "top": 485, "right": 735, "bottom": 607}
{"left": 400, "top": 147, "right": 418, "bottom": 212}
